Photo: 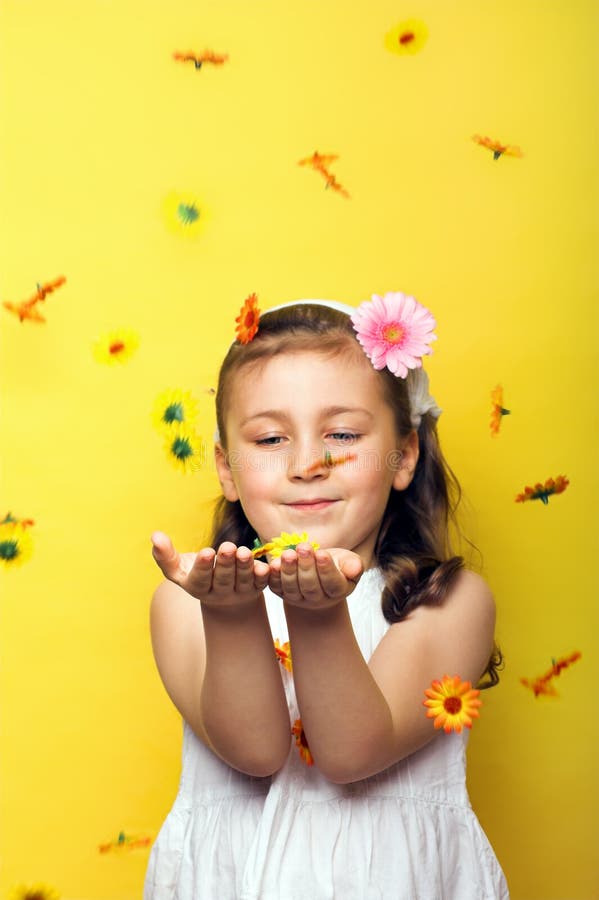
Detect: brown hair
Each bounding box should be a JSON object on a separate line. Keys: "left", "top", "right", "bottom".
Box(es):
{"left": 211, "top": 303, "right": 502, "bottom": 688}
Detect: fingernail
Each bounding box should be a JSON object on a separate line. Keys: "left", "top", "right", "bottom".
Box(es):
{"left": 297, "top": 548, "right": 309, "bottom": 558}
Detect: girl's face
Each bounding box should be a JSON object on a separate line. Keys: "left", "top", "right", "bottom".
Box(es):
{"left": 215, "top": 350, "right": 418, "bottom": 568}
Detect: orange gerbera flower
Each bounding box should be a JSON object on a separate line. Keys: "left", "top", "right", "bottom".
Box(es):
{"left": 274, "top": 639, "right": 292, "bottom": 672}
{"left": 423, "top": 675, "right": 481, "bottom": 734}
{"left": 235, "top": 293, "right": 260, "bottom": 344}
{"left": 472, "top": 134, "right": 523, "bottom": 160}
{"left": 292, "top": 718, "right": 314, "bottom": 766}
{"left": 515, "top": 475, "right": 569, "bottom": 505}
{"left": 520, "top": 651, "right": 581, "bottom": 698}
{"left": 490, "top": 384, "right": 510, "bottom": 436}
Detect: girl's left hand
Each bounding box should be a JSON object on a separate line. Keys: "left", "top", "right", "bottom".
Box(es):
{"left": 268, "top": 543, "right": 363, "bottom": 610}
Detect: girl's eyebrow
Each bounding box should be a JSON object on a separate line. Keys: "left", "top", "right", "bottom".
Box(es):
{"left": 239, "top": 405, "right": 374, "bottom": 427}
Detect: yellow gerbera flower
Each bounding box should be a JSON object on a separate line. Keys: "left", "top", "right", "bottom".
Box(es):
{"left": 384, "top": 19, "right": 428, "bottom": 55}
{"left": 152, "top": 388, "right": 200, "bottom": 434}
{"left": 252, "top": 531, "right": 320, "bottom": 558}
{"left": 0, "top": 518, "right": 34, "bottom": 568}
{"left": 162, "top": 190, "right": 208, "bottom": 238}
{"left": 423, "top": 674, "right": 482, "bottom": 734}
{"left": 9, "top": 884, "right": 60, "bottom": 900}
{"left": 163, "top": 424, "right": 206, "bottom": 473}
{"left": 92, "top": 328, "right": 140, "bottom": 365}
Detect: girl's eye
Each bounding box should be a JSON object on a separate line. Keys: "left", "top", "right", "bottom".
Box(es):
{"left": 327, "top": 432, "right": 360, "bottom": 443}
{"left": 255, "top": 436, "right": 285, "bottom": 446}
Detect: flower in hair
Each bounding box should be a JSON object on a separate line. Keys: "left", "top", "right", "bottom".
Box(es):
{"left": 235, "top": 293, "right": 260, "bottom": 344}
{"left": 423, "top": 675, "right": 481, "bottom": 734}
{"left": 252, "top": 531, "right": 320, "bottom": 558}
{"left": 351, "top": 292, "right": 436, "bottom": 378}
{"left": 515, "top": 475, "right": 569, "bottom": 505}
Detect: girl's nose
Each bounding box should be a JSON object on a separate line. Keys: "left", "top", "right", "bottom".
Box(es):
{"left": 287, "top": 445, "right": 332, "bottom": 480}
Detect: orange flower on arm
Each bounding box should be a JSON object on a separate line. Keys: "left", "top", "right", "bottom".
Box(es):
{"left": 235, "top": 293, "right": 260, "bottom": 344}
{"left": 423, "top": 675, "right": 482, "bottom": 734}
{"left": 274, "top": 639, "right": 292, "bottom": 673}
{"left": 292, "top": 718, "right": 314, "bottom": 766}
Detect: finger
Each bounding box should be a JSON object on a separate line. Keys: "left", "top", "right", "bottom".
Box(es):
{"left": 212, "top": 541, "right": 238, "bottom": 592}
{"left": 253, "top": 559, "right": 270, "bottom": 591}
{"left": 279, "top": 549, "right": 303, "bottom": 601}
{"left": 295, "top": 543, "right": 325, "bottom": 601}
{"left": 151, "top": 531, "right": 181, "bottom": 580}
{"left": 267, "top": 557, "right": 284, "bottom": 597}
{"left": 234, "top": 546, "right": 255, "bottom": 593}
{"left": 184, "top": 547, "right": 216, "bottom": 595}
{"left": 314, "top": 550, "right": 352, "bottom": 597}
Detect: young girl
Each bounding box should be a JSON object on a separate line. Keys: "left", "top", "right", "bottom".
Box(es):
{"left": 144, "top": 296, "right": 509, "bottom": 899}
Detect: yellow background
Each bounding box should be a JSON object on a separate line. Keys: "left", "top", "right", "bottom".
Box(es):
{"left": 1, "top": 1, "right": 597, "bottom": 898}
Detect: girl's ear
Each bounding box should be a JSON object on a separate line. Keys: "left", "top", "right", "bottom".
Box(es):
{"left": 392, "top": 429, "right": 419, "bottom": 492}
{"left": 214, "top": 443, "right": 240, "bottom": 502}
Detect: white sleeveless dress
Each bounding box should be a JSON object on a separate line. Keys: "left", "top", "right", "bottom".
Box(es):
{"left": 144, "top": 568, "right": 509, "bottom": 899}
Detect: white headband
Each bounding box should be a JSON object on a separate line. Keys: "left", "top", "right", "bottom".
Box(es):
{"left": 214, "top": 298, "right": 441, "bottom": 439}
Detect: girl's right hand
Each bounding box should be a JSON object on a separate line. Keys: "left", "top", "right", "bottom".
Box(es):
{"left": 150, "top": 531, "right": 271, "bottom": 608}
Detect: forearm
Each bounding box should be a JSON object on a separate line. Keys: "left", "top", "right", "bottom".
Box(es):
{"left": 285, "top": 601, "right": 396, "bottom": 783}
{"left": 201, "top": 597, "right": 290, "bottom": 776}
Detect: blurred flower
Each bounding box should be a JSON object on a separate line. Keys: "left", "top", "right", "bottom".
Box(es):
{"left": 351, "top": 292, "right": 437, "bottom": 378}
{"left": 490, "top": 384, "right": 510, "bottom": 436}
{"left": 163, "top": 424, "right": 206, "bottom": 473}
{"left": 235, "top": 293, "right": 260, "bottom": 344}
{"left": 0, "top": 515, "right": 34, "bottom": 568}
{"left": 274, "top": 639, "right": 293, "bottom": 673}
{"left": 152, "top": 388, "right": 200, "bottom": 434}
{"left": 93, "top": 329, "right": 140, "bottom": 365}
{"left": 384, "top": 19, "right": 428, "bottom": 55}
{"left": 515, "top": 475, "right": 569, "bottom": 505}
{"left": 520, "top": 651, "right": 581, "bottom": 698}
{"left": 162, "top": 191, "right": 208, "bottom": 238}
{"left": 423, "top": 674, "right": 481, "bottom": 733}
{"left": 9, "top": 884, "right": 60, "bottom": 900}
{"left": 292, "top": 718, "right": 314, "bottom": 766}
{"left": 472, "top": 135, "right": 523, "bottom": 160}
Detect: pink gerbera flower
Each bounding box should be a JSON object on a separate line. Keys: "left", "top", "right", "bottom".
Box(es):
{"left": 351, "top": 292, "right": 437, "bottom": 378}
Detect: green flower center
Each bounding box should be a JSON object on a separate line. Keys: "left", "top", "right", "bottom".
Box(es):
{"left": 0, "top": 539, "right": 19, "bottom": 561}
{"left": 177, "top": 202, "right": 200, "bottom": 226}
{"left": 443, "top": 696, "right": 462, "bottom": 715}
{"left": 171, "top": 436, "right": 193, "bottom": 460}
{"left": 163, "top": 402, "right": 185, "bottom": 424}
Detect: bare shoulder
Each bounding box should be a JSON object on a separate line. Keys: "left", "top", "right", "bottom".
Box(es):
{"left": 150, "top": 580, "right": 210, "bottom": 746}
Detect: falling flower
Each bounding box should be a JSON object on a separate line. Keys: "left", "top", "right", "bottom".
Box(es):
{"left": 305, "top": 451, "right": 356, "bottom": 474}
{"left": 173, "top": 49, "right": 228, "bottom": 68}
{"left": 3, "top": 276, "right": 66, "bottom": 323}
{"left": 384, "top": 19, "right": 428, "bottom": 55}
{"left": 351, "top": 292, "right": 437, "bottom": 378}
{"left": 298, "top": 152, "right": 350, "bottom": 198}
{"left": 235, "top": 293, "right": 261, "bottom": 344}
{"left": 274, "top": 639, "right": 292, "bottom": 673}
{"left": 472, "top": 135, "right": 523, "bottom": 160}
{"left": 9, "top": 884, "right": 60, "bottom": 900}
{"left": 490, "top": 384, "right": 510, "bottom": 436}
{"left": 152, "top": 388, "right": 200, "bottom": 434}
{"left": 515, "top": 475, "right": 569, "bottom": 505}
{"left": 520, "top": 651, "right": 581, "bottom": 698}
{"left": 163, "top": 424, "right": 206, "bottom": 473}
{"left": 98, "top": 830, "right": 152, "bottom": 853}
{"left": 252, "top": 531, "right": 320, "bottom": 558}
{"left": 292, "top": 718, "right": 314, "bottom": 766}
{"left": 0, "top": 515, "right": 34, "bottom": 569}
{"left": 93, "top": 328, "right": 140, "bottom": 365}
{"left": 423, "top": 674, "right": 482, "bottom": 734}
{"left": 162, "top": 191, "right": 208, "bottom": 238}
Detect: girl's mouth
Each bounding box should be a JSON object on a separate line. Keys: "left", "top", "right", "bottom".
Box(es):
{"left": 285, "top": 500, "right": 339, "bottom": 511}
